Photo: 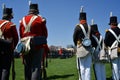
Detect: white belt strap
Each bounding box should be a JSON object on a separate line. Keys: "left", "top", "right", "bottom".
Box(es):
{"left": 20, "top": 36, "right": 33, "bottom": 53}
{"left": 79, "top": 24, "right": 90, "bottom": 38}
{"left": 108, "top": 40, "right": 118, "bottom": 55}
{"left": 23, "top": 16, "right": 38, "bottom": 33}
{"left": 109, "top": 29, "right": 120, "bottom": 43}
{"left": 108, "top": 29, "right": 119, "bottom": 54}
{"left": 87, "top": 25, "right": 91, "bottom": 38}
{"left": 0, "top": 21, "right": 9, "bottom": 38}
{"left": 0, "top": 21, "right": 9, "bottom": 28}
{"left": 111, "top": 40, "right": 118, "bottom": 49}
{"left": 92, "top": 35, "right": 102, "bottom": 50}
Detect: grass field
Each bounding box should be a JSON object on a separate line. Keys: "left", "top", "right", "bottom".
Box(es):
{"left": 9, "top": 56, "right": 112, "bottom": 80}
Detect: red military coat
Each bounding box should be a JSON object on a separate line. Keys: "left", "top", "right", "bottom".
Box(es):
{"left": 19, "top": 14, "right": 48, "bottom": 48}
{"left": 0, "top": 20, "right": 19, "bottom": 50}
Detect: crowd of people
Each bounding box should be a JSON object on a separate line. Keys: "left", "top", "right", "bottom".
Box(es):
{"left": 73, "top": 6, "right": 120, "bottom": 80}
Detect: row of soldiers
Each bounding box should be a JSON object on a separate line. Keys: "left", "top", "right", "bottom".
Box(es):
{"left": 0, "top": 2, "right": 49, "bottom": 80}
{"left": 0, "top": 2, "right": 119, "bottom": 80}
{"left": 73, "top": 7, "right": 120, "bottom": 80}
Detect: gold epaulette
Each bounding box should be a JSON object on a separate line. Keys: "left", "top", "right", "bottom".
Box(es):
{"left": 118, "top": 47, "right": 120, "bottom": 53}
{"left": 75, "top": 24, "right": 80, "bottom": 28}
{"left": 77, "top": 39, "right": 81, "bottom": 45}
{"left": 105, "top": 29, "right": 109, "bottom": 32}
{"left": 76, "top": 24, "right": 79, "bottom": 26}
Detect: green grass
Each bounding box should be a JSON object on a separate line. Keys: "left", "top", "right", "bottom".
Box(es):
{"left": 10, "top": 58, "right": 24, "bottom": 80}
{"left": 9, "top": 56, "right": 112, "bottom": 80}
{"left": 46, "top": 56, "right": 78, "bottom": 80}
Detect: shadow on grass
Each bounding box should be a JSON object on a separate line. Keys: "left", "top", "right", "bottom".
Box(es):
{"left": 106, "top": 77, "right": 112, "bottom": 80}
{"left": 47, "top": 74, "right": 74, "bottom": 80}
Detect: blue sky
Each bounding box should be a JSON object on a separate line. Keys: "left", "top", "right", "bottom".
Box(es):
{"left": 0, "top": 0, "right": 120, "bottom": 47}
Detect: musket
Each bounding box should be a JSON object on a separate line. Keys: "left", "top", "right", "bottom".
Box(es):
{"left": 93, "top": 64, "right": 97, "bottom": 80}
{"left": 77, "top": 58, "right": 82, "bottom": 80}
{"left": 29, "top": 0, "right": 31, "bottom": 5}
{"left": 91, "top": 47, "right": 97, "bottom": 80}
{"left": 2, "top": 3, "right": 6, "bottom": 10}
{"left": 12, "top": 52, "right": 15, "bottom": 80}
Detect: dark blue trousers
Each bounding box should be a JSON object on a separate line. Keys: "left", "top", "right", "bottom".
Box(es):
{"left": 0, "top": 53, "right": 12, "bottom": 80}
{"left": 24, "top": 48, "right": 44, "bottom": 80}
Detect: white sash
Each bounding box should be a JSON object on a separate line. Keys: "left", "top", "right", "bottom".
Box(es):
{"left": 0, "top": 21, "right": 9, "bottom": 28}
{"left": 108, "top": 29, "right": 119, "bottom": 50}
{"left": 20, "top": 36, "right": 33, "bottom": 55}
{"left": 76, "top": 24, "right": 92, "bottom": 58}
{"left": 21, "top": 16, "right": 38, "bottom": 55}
{"left": 108, "top": 29, "right": 119, "bottom": 59}
{"left": 92, "top": 35, "right": 109, "bottom": 62}
{"left": 79, "top": 24, "right": 90, "bottom": 38}
{"left": 0, "top": 21, "right": 9, "bottom": 39}
{"left": 109, "top": 29, "right": 120, "bottom": 43}
{"left": 23, "top": 16, "right": 38, "bottom": 33}
{"left": 92, "top": 35, "right": 102, "bottom": 50}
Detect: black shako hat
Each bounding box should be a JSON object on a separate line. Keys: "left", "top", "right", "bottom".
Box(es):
{"left": 3, "top": 8, "right": 13, "bottom": 16}
{"left": 29, "top": 4, "right": 38, "bottom": 11}
{"left": 79, "top": 12, "right": 86, "bottom": 20}
{"left": 109, "top": 16, "right": 118, "bottom": 25}
{"left": 91, "top": 24, "right": 99, "bottom": 33}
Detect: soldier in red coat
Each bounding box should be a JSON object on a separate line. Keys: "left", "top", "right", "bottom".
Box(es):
{"left": 19, "top": 3, "right": 48, "bottom": 80}
{"left": 0, "top": 7, "right": 19, "bottom": 80}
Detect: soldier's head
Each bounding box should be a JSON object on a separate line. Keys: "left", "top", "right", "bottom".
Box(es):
{"left": 79, "top": 12, "right": 86, "bottom": 21}
{"left": 109, "top": 16, "right": 118, "bottom": 26}
{"left": 91, "top": 24, "right": 100, "bottom": 35}
{"left": 79, "top": 6, "right": 87, "bottom": 24}
{"left": 29, "top": 3, "right": 39, "bottom": 15}
{"left": 2, "top": 8, "right": 13, "bottom": 20}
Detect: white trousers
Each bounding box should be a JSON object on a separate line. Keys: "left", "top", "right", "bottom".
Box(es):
{"left": 118, "top": 57, "right": 120, "bottom": 79}
{"left": 77, "top": 54, "right": 92, "bottom": 80}
{"left": 94, "top": 62, "right": 106, "bottom": 80}
{"left": 111, "top": 58, "right": 119, "bottom": 80}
